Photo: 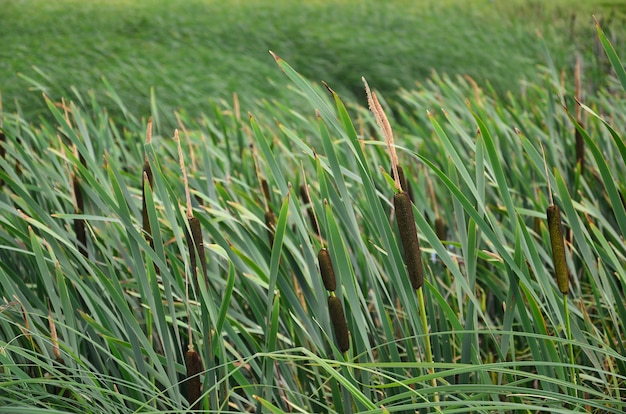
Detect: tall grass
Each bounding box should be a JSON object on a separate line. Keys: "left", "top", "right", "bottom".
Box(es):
{"left": 1, "top": 21, "right": 626, "bottom": 413}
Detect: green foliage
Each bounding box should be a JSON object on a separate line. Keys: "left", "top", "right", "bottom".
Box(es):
{"left": 2, "top": 14, "right": 626, "bottom": 414}
{"left": 2, "top": 0, "right": 624, "bottom": 129}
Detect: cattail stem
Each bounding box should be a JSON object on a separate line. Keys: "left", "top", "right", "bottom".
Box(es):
{"left": 417, "top": 286, "right": 438, "bottom": 402}
{"left": 563, "top": 296, "right": 578, "bottom": 398}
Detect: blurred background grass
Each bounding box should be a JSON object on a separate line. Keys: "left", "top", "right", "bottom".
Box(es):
{"left": 1, "top": 0, "right": 625, "bottom": 126}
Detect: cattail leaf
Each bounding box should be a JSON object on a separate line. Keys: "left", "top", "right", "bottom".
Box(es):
{"left": 570, "top": 114, "right": 626, "bottom": 239}
{"left": 264, "top": 209, "right": 276, "bottom": 248}
{"left": 327, "top": 295, "right": 350, "bottom": 353}
{"left": 71, "top": 173, "right": 87, "bottom": 258}
{"left": 595, "top": 18, "right": 626, "bottom": 93}
{"left": 394, "top": 191, "right": 423, "bottom": 290}
{"left": 249, "top": 114, "right": 288, "bottom": 196}
{"left": 547, "top": 205, "right": 569, "bottom": 294}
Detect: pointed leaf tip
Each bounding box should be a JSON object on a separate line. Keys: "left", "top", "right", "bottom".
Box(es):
{"left": 269, "top": 51, "right": 280, "bottom": 62}
{"left": 321, "top": 81, "right": 334, "bottom": 96}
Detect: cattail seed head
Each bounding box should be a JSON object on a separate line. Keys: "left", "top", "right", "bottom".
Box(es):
{"left": 394, "top": 191, "right": 423, "bottom": 290}
{"left": 435, "top": 217, "right": 446, "bottom": 241}
{"left": 547, "top": 205, "right": 569, "bottom": 294}
{"left": 261, "top": 179, "right": 271, "bottom": 204}
{"left": 265, "top": 210, "right": 276, "bottom": 248}
{"left": 575, "top": 127, "right": 585, "bottom": 175}
{"left": 185, "top": 349, "right": 203, "bottom": 410}
{"left": 327, "top": 295, "right": 350, "bottom": 353}
{"left": 141, "top": 161, "right": 154, "bottom": 247}
{"left": 190, "top": 216, "right": 207, "bottom": 285}
{"left": 72, "top": 173, "right": 87, "bottom": 258}
{"left": 318, "top": 248, "right": 337, "bottom": 291}
{"left": 300, "top": 184, "right": 319, "bottom": 233}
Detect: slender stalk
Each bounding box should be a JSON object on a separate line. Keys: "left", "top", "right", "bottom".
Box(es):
{"left": 564, "top": 296, "right": 577, "bottom": 399}
{"left": 417, "top": 286, "right": 438, "bottom": 404}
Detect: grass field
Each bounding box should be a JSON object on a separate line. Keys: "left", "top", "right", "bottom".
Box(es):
{"left": 2, "top": 0, "right": 624, "bottom": 127}
{"left": 2, "top": 1, "right": 626, "bottom": 413}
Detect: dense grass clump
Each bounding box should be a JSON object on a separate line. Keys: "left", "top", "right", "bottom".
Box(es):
{"left": 1, "top": 14, "right": 626, "bottom": 414}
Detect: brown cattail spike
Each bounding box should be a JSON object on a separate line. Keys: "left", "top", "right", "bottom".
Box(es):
{"left": 327, "top": 295, "right": 350, "bottom": 353}
{"left": 547, "top": 205, "right": 569, "bottom": 294}
{"left": 574, "top": 55, "right": 584, "bottom": 174}
{"left": 142, "top": 163, "right": 154, "bottom": 247}
{"left": 394, "top": 191, "right": 424, "bottom": 290}
{"left": 72, "top": 173, "right": 87, "bottom": 258}
{"left": 185, "top": 349, "right": 203, "bottom": 410}
{"left": 318, "top": 248, "right": 337, "bottom": 292}
{"left": 189, "top": 216, "right": 207, "bottom": 288}
{"left": 265, "top": 210, "right": 276, "bottom": 248}
{"left": 435, "top": 217, "right": 446, "bottom": 241}
{"left": 300, "top": 184, "right": 319, "bottom": 235}
{"left": 261, "top": 179, "right": 271, "bottom": 205}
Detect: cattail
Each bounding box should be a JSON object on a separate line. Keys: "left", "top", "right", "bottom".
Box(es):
{"left": 141, "top": 164, "right": 154, "bottom": 246}
{"left": 142, "top": 119, "right": 154, "bottom": 248}
{"left": 185, "top": 347, "right": 203, "bottom": 410}
{"left": 176, "top": 130, "right": 207, "bottom": 289}
{"left": 261, "top": 178, "right": 271, "bottom": 205}
{"left": 72, "top": 172, "right": 87, "bottom": 258}
{"left": 300, "top": 184, "right": 319, "bottom": 234}
{"left": 318, "top": 248, "right": 336, "bottom": 291}
{"left": 327, "top": 295, "right": 350, "bottom": 353}
{"left": 391, "top": 165, "right": 414, "bottom": 202}
{"left": 394, "top": 191, "right": 424, "bottom": 290}
{"left": 265, "top": 210, "right": 276, "bottom": 248}
{"left": 49, "top": 308, "right": 68, "bottom": 397}
{"left": 547, "top": 205, "right": 569, "bottom": 294}
{"left": 185, "top": 216, "right": 207, "bottom": 289}
{"left": 435, "top": 217, "right": 446, "bottom": 241}
{"left": 574, "top": 55, "right": 585, "bottom": 175}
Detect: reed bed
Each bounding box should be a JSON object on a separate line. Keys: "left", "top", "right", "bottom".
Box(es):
{"left": 0, "top": 23, "right": 625, "bottom": 414}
